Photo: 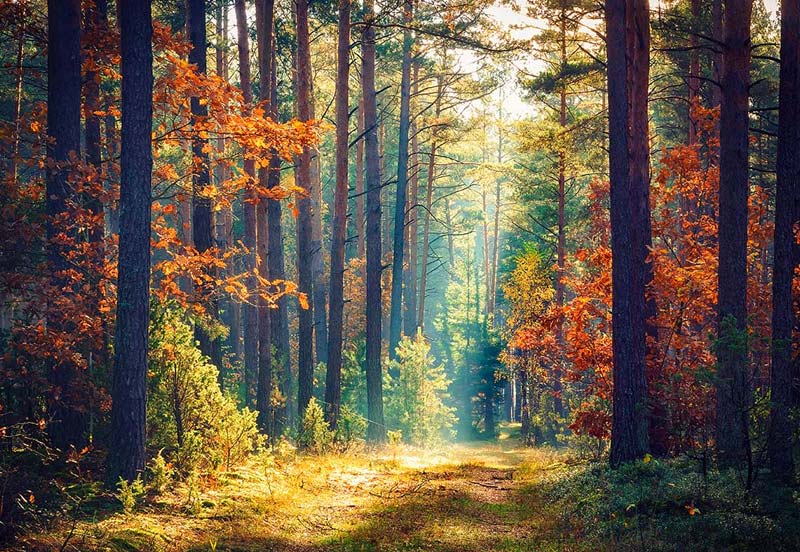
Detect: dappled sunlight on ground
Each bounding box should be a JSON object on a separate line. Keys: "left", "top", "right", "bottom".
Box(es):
{"left": 23, "top": 424, "right": 571, "bottom": 552}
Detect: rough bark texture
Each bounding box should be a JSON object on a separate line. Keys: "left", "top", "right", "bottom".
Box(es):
{"left": 715, "top": 0, "right": 752, "bottom": 468}
{"left": 607, "top": 0, "right": 650, "bottom": 467}
{"left": 404, "top": 62, "right": 419, "bottom": 337}
{"left": 769, "top": 0, "right": 797, "bottom": 482}
{"left": 255, "top": 0, "right": 276, "bottom": 427}
{"left": 356, "top": 96, "right": 366, "bottom": 258}
{"left": 46, "top": 0, "right": 85, "bottom": 452}
{"left": 295, "top": 0, "right": 316, "bottom": 420}
{"left": 84, "top": 0, "right": 107, "bottom": 246}
{"left": 325, "top": 0, "right": 351, "bottom": 430}
{"left": 362, "top": 0, "right": 386, "bottom": 444}
{"left": 234, "top": 0, "right": 260, "bottom": 418}
{"left": 108, "top": 0, "right": 152, "bottom": 484}
{"left": 389, "top": 0, "right": 414, "bottom": 359}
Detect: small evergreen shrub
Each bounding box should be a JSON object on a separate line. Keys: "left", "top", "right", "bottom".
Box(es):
{"left": 297, "top": 398, "right": 333, "bottom": 454}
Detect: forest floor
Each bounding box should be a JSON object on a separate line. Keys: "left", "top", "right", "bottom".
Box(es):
{"left": 17, "top": 424, "right": 579, "bottom": 552}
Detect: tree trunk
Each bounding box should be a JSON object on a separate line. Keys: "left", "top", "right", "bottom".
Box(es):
{"left": 607, "top": 0, "right": 650, "bottom": 467}
{"left": 108, "top": 0, "right": 152, "bottom": 484}
{"left": 267, "top": 55, "right": 292, "bottom": 435}
{"left": 715, "top": 0, "right": 752, "bottom": 468}
{"left": 46, "top": 0, "right": 85, "bottom": 452}
{"left": 417, "top": 74, "right": 443, "bottom": 330}
{"left": 325, "top": 0, "right": 351, "bottom": 430}
{"left": 310, "top": 61, "right": 328, "bottom": 369}
{"left": 362, "top": 0, "right": 386, "bottom": 444}
{"left": 389, "top": 0, "right": 414, "bottom": 359}
{"left": 295, "top": 0, "right": 316, "bottom": 420}
{"left": 255, "top": 0, "right": 276, "bottom": 427}
{"left": 403, "top": 63, "right": 419, "bottom": 338}
{"left": 234, "top": 0, "right": 260, "bottom": 416}
{"left": 187, "top": 0, "right": 220, "bottom": 371}
{"left": 769, "top": 0, "right": 797, "bottom": 482}
{"left": 356, "top": 96, "right": 366, "bottom": 258}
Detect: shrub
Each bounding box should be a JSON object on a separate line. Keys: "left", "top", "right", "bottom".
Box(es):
{"left": 297, "top": 398, "right": 333, "bottom": 454}
{"left": 385, "top": 332, "right": 456, "bottom": 445}
{"left": 147, "top": 451, "right": 172, "bottom": 494}
{"left": 116, "top": 476, "right": 145, "bottom": 514}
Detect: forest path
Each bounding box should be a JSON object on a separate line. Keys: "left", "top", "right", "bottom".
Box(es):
{"left": 45, "top": 425, "right": 570, "bottom": 552}
{"left": 208, "top": 424, "right": 568, "bottom": 552}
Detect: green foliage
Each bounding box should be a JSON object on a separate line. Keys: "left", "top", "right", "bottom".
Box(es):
{"left": 297, "top": 398, "right": 333, "bottom": 454}
{"left": 539, "top": 457, "right": 800, "bottom": 551}
{"left": 147, "top": 301, "right": 260, "bottom": 475}
{"left": 147, "top": 451, "right": 173, "bottom": 494}
{"left": 385, "top": 332, "right": 456, "bottom": 445}
{"left": 335, "top": 404, "right": 367, "bottom": 446}
{"left": 116, "top": 476, "right": 145, "bottom": 514}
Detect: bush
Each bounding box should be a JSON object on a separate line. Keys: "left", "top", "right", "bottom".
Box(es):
{"left": 147, "top": 451, "right": 173, "bottom": 494}
{"left": 147, "top": 302, "right": 261, "bottom": 475}
{"left": 334, "top": 404, "right": 367, "bottom": 447}
{"left": 116, "top": 476, "right": 145, "bottom": 514}
{"left": 297, "top": 398, "right": 333, "bottom": 454}
{"left": 385, "top": 332, "right": 456, "bottom": 445}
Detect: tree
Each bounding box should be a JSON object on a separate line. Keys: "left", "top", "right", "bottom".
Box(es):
{"left": 769, "top": 0, "right": 797, "bottom": 482}
{"left": 295, "top": 0, "right": 316, "bottom": 420}
{"left": 108, "top": 0, "right": 153, "bottom": 484}
{"left": 715, "top": 0, "right": 752, "bottom": 468}
{"left": 234, "top": 0, "right": 259, "bottom": 417}
{"left": 187, "top": 0, "right": 220, "bottom": 372}
{"left": 46, "top": 0, "right": 84, "bottom": 451}
{"left": 325, "top": 0, "right": 351, "bottom": 430}
{"left": 389, "top": 0, "right": 415, "bottom": 359}
{"left": 363, "top": 0, "right": 387, "bottom": 443}
{"left": 607, "top": 0, "right": 650, "bottom": 467}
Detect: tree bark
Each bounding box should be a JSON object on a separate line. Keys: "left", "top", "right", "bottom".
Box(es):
{"left": 46, "top": 0, "right": 85, "bottom": 452}
{"left": 403, "top": 62, "right": 419, "bottom": 338}
{"left": 363, "top": 0, "right": 386, "bottom": 444}
{"left": 234, "top": 0, "right": 260, "bottom": 418}
{"left": 295, "top": 0, "right": 316, "bottom": 420}
{"left": 769, "top": 0, "right": 797, "bottom": 482}
{"left": 389, "top": 0, "right": 414, "bottom": 359}
{"left": 108, "top": 0, "right": 152, "bottom": 484}
{"left": 187, "top": 0, "right": 220, "bottom": 371}
{"left": 356, "top": 96, "right": 366, "bottom": 258}
{"left": 255, "top": 0, "right": 276, "bottom": 427}
{"left": 325, "top": 0, "right": 351, "bottom": 430}
{"left": 607, "top": 0, "right": 650, "bottom": 467}
{"left": 715, "top": 0, "right": 752, "bottom": 468}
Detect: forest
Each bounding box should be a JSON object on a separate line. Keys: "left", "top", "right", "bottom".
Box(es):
{"left": 1, "top": 0, "right": 800, "bottom": 550}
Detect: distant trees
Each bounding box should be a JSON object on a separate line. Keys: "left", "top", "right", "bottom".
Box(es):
{"left": 108, "top": 0, "right": 153, "bottom": 484}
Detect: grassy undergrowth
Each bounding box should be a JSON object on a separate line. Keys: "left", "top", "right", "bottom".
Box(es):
{"left": 6, "top": 425, "right": 800, "bottom": 551}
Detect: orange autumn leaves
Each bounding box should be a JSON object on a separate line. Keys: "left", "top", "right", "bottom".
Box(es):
{"left": 504, "top": 106, "right": 774, "bottom": 452}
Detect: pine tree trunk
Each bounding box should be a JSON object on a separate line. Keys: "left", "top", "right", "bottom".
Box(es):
{"left": 362, "top": 0, "right": 386, "bottom": 444}
{"left": 356, "top": 96, "right": 366, "bottom": 258}
{"left": 46, "top": 0, "right": 85, "bottom": 452}
{"left": 234, "top": 0, "right": 259, "bottom": 417}
{"left": 295, "top": 0, "right": 316, "bottom": 420}
{"left": 607, "top": 0, "right": 650, "bottom": 467}
{"left": 389, "top": 0, "right": 414, "bottom": 359}
{"left": 108, "top": 0, "right": 152, "bottom": 484}
{"left": 255, "top": 0, "right": 276, "bottom": 426}
{"left": 325, "top": 0, "right": 351, "bottom": 430}
{"left": 769, "top": 0, "right": 799, "bottom": 482}
{"left": 403, "top": 63, "right": 418, "bottom": 337}
{"left": 715, "top": 0, "right": 752, "bottom": 468}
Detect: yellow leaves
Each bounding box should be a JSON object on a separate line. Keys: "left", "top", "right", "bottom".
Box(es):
{"left": 643, "top": 453, "right": 652, "bottom": 464}
{"left": 29, "top": 121, "right": 41, "bottom": 133}
{"left": 298, "top": 293, "right": 309, "bottom": 310}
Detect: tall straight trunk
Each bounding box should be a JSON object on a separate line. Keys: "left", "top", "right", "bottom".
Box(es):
{"left": 711, "top": 0, "right": 724, "bottom": 117}
{"left": 310, "top": 62, "right": 328, "bottom": 369}
{"left": 489, "top": 96, "right": 503, "bottom": 316}
{"left": 769, "top": 0, "right": 799, "bottom": 482}
{"left": 445, "top": 196, "right": 455, "bottom": 267}
{"left": 187, "top": 0, "right": 220, "bottom": 370}
{"left": 267, "top": 52, "right": 292, "bottom": 434}
{"left": 715, "top": 0, "right": 752, "bottom": 468}
{"left": 404, "top": 62, "right": 419, "bottom": 337}
{"left": 46, "top": 0, "right": 85, "bottom": 451}
{"left": 554, "top": 26, "right": 567, "bottom": 419}
{"left": 688, "top": 0, "right": 700, "bottom": 145}
{"left": 255, "top": 0, "right": 276, "bottom": 424}
{"left": 234, "top": 0, "right": 259, "bottom": 417}
{"left": 607, "top": 0, "right": 650, "bottom": 467}
{"left": 356, "top": 96, "right": 366, "bottom": 258}
{"left": 108, "top": 0, "right": 152, "bottom": 484}
{"left": 325, "top": 0, "right": 351, "bottom": 429}
{"left": 295, "top": 0, "right": 315, "bottom": 420}
{"left": 481, "top": 184, "right": 490, "bottom": 315}
{"left": 417, "top": 74, "right": 443, "bottom": 329}
{"left": 362, "top": 0, "right": 386, "bottom": 444}
{"left": 10, "top": 3, "right": 24, "bottom": 186}
{"left": 389, "top": 0, "right": 414, "bottom": 359}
